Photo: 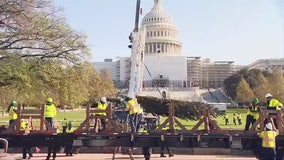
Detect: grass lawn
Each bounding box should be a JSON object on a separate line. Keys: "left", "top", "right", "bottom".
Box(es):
{"left": 0, "top": 108, "right": 248, "bottom": 131}
{"left": 159, "top": 108, "right": 247, "bottom": 130}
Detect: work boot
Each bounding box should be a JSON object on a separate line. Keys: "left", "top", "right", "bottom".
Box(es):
{"left": 160, "top": 154, "right": 166, "bottom": 157}
{"left": 169, "top": 154, "right": 175, "bottom": 157}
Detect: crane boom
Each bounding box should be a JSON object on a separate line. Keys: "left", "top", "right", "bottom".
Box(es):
{"left": 128, "top": 0, "right": 145, "bottom": 98}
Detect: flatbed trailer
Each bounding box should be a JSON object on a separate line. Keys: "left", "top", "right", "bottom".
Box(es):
{"left": 0, "top": 103, "right": 284, "bottom": 160}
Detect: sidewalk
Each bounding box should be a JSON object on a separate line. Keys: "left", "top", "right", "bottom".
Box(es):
{"left": 1, "top": 153, "right": 257, "bottom": 160}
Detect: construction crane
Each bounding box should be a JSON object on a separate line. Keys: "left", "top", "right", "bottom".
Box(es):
{"left": 127, "top": 0, "right": 146, "bottom": 99}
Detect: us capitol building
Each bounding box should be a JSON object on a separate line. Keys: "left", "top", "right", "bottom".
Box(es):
{"left": 94, "top": 0, "right": 284, "bottom": 99}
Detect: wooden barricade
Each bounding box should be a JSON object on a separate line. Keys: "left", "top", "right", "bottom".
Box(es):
{"left": 74, "top": 103, "right": 116, "bottom": 133}
{"left": 249, "top": 108, "right": 283, "bottom": 133}
{"left": 155, "top": 103, "right": 188, "bottom": 133}
{"left": 2, "top": 104, "right": 54, "bottom": 134}
{"left": 190, "top": 107, "right": 222, "bottom": 133}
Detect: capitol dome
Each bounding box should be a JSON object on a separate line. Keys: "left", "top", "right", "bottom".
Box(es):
{"left": 141, "top": 0, "right": 174, "bottom": 26}
{"left": 141, "top": 0, "right": 182, "bottom": 56}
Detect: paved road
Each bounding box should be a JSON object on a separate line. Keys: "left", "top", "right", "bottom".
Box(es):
{"left": 1, "top": 153, "right": 257, "bottom": 160}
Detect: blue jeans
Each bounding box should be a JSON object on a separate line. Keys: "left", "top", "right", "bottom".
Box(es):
{"left": 244, "top": 115, "right": 256, "bottom": 131}
{"left": 45, "top": 117, "right": 54, "bottom": 129}
{"left": 129, "top": 113, "right": 137, "bottom": 132}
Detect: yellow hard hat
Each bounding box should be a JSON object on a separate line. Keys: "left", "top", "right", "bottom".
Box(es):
{"left": 47, "top": 97, "right": 53, "bottom": 103}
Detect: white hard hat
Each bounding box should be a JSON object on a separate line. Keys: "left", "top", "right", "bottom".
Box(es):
{"left": 101, "top": 97, "right": 107, "bottom": 103}
{"left": 265, "top": 123, "right": 273, "bottom": 130}
{"left": 265, "top": 93, "right": 272, "bottom": 98}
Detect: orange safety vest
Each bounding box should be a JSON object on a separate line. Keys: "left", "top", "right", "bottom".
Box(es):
{"left": 260, "top": 131, "right": 278, "bottom": 148}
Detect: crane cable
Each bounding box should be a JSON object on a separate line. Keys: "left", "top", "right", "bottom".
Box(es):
{"left": 143, "top": 62, "right": 163, "bottom": 98}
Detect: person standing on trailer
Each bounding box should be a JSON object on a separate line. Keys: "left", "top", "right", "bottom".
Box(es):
{"left": 258, "top": 122, "right": 279, "bottom": 160}
{"left": 135, "top": 98, "right": 143, "bottom": 132}
{"left": 124, "top": 96, "right": 139, "bottom": 132}
{"left": 45, "top": 97, "right": 57, "bottom": 129}
{"left": 265, "top": 93, "right": 282, "bottom": 129}
{"left": 92, "top": 97, "right": 108, "bottom": 132}
{"left": 7, "top": 100, "right": 17, "bottom": 127}
{"left": 244, "top": 98, "right": 259, "bottom": 131}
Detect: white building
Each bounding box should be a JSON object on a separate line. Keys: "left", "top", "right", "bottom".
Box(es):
{"left": 94, "top": 0, "right": 187, "bottom": 90}
{"left": 93, "top": 0, "right": 237, "bottom": 99}
{"left": 247, "top": 58, "right": 284, "bottom": 73}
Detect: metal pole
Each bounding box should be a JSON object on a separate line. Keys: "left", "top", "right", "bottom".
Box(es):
{"left": 134, "top": 0, "right": 141, "bottom": 32}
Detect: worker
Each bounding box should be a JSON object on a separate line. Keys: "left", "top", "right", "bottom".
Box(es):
{"left": 258, "top": 122, "right": 279, "bottom": 160}
{"left": 237, "top": 112, "right": 242, "bottom": 125}
{"left": 46, "top": 146, "right": 57, "bottom": 160}
{"left": 160, "top": 126, "right": 174, "bottom": 158}
{"left": 233, "top": 113, "right": 237, "bottom": 125}
{"left": 22, "top": 119, "right": 33, "bottom": 159}
{"left": 265, "top": 93, "right": 283, "bottom": 111}
{"left": 45, "top": 97, "right": 57, "bottom": 129}
{"left": 135, "top": 98, "right": 143, "bottom": 132}
{"left": 244, "top": 98, "right": 259, "bottom": 131}
{"left": 67, "top": 120, "right": 74, "bottom": 132}
{"left": 265, "top": 93, "right": 282, "bottom": 129}
{"left": 20, "top": 119, "right": 26, "bottom": 130}
{"left": 7, "top": 100, "right": 17, "bottom": 127}
{"left": 223, "top": 113, "right": 229, "bottom": 125}
{"left": 124, "top": 96, "right": 139, "bottom": 132}
{"left": 62, "top": 117, "right": 68, "bottom": 134}
{"left": 92, "top": 97, "right": 108, "bottom": 132}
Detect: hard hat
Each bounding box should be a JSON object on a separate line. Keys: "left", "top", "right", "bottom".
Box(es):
{"left": 46, "top": 97, "right": 53, "bottom": 103}
{"left": 265, "top": 123, "right": 273, "bottom": 130}
{"left": 10, "top": 100, "right": 17, "bottom": 106}
{"left": 101, "top": 97, "right": 107, "bottom": 103}
{"left": 265, "top": 93, "right": 272, "bottom": 98}
{"left": 252, "top": 98, "right": 259, "bottom": 104}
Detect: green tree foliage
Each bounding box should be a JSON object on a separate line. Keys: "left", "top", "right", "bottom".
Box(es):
{"left": 0, "top": 0, "right": 90, "bottom": 63}
{"left": 0, "top": 1, "right": 116, "bottom": 107}
{"left": 235, "top": 77, "right": 255, "bottom": 104}
{"left": 99, "top": 69, "right": 117, "bottom": 97}
{"left": 224, "top": 69, "right": 272, "bottom": 102}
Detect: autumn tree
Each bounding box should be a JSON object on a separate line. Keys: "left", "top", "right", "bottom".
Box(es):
{"left": 99, "top": 69, "right": 117, "bottom": 97}
{"left": 251, "top": 71, "right": 270, "bottom": 103}
{"left": 268, "top": 69, "right": 284, "bottom": 102}
{"left": 235, "top": 77, "right": 255, "bottom": 104}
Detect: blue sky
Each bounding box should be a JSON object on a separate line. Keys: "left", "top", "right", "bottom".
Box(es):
{"left": 55, "top": 0, "right": 284, "bottom": 65}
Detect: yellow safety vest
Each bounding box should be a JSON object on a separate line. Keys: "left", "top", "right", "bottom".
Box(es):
{"left": 237, "top": 114, "right": 242, "bottom": 120}
{"left": 45, "top": 104, "right": 56, "bottom": 118}
{"left": 268, "top": 99, "right": 282, "bottom": 110}
{"left": 126, "top": 99, "right": 138, "bottom": 115}
{"left": 21, "top": 121, "right": 26, "bottom": 130}
{"left": 260, "top": 131, "right": 277, "bottom": 148}
{"left": 247, "top": 105, "right": 259, "bottom": 119}
{"left": 62, "top": 120, "right": 67, "bottom": 127}
{"left": 9, "top": 106, "right": 17, "bottom": 120}
{"left": 66, "top": 128, "right": 74, "bottom": 133}
{"left": 96, "top": 102, "right": 107, "bottom": 116}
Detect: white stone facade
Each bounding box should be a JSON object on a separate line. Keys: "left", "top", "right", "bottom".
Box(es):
{"left": 247, "top": 58, "right": 284, "bottom": 73}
